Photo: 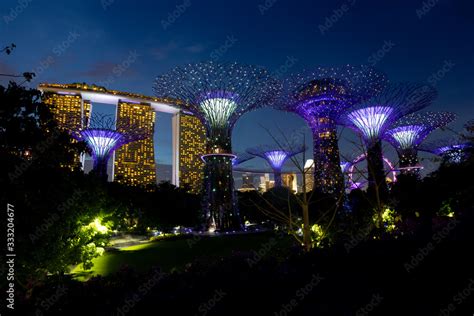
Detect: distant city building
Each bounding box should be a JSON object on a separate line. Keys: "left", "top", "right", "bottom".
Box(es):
{"left": 238, "top": 173, "right": 256, "bottom": 192}
{"left": 173, "top": 113, "right": 206, "bottom": 193}
{"left": 241, "top": 173, "right": 255, "bottom": 189}
{"left": 156, "top": 164, "right": 173, "bottom": 183}
{"left": 39, "top": 83, "right": 236, "bottom": 192}
{"left": 282, "top": 173, "right": 298, "bottom": 193}
{"left": 257, "top": 173, "right": 275, "bottom": 192}
{"left": 42, "top": 91, "right": 91, "bottom": 168}
{"left": 304, "top": 159, "right": 314, "bottom": 192}
{"left": 266, "top": 180, "right": 275, "bottom": 191}
{"left": 258, "top": 174, "right": 269, "bottom": 192}
{"left": 114, "top": 101, "right": 157, "bottom": 186}
{"left": 39, "top": 83, "right": 189, "bottom": 187}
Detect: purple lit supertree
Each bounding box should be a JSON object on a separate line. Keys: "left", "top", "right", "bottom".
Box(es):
{"left": 340, "top": 83, "right": 437, "bottom": 198}
{"left": 277, "top": 65, "right": 386, "bottom": 197}
{"left": 247, "top": 144, "right": 305, "bottom": 187}
{"left": 384, "top": 111, "right": 456, "bottom": 175}
{"left": 339, "top": 153, "right": 356, "bottom": 190}
{"left": 419, "top": 137, "right": 472, "bottom": 164}
{"left": 232, "top": 152, "right": 255, "bottom": 167}
{"left": 69, "top": 114, "right": 151, "bottom": 179}
{"left": 153, "top": 62, "right": 280, "bottom": 231}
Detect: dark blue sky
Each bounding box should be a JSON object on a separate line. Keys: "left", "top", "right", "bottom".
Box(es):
{"left": 1, "top": 0, "right": 473, "bottom": 176}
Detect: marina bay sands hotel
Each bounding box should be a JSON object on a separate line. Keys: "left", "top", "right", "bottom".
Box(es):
{"left": 38, "top": 83, "right": 206, "bottom": 193}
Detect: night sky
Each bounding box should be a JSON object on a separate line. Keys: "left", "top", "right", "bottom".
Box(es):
{"left": 1, "top": 0, "right": 473, "bottom": 179}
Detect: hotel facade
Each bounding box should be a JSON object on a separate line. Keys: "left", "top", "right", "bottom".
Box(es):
{"left": 39, "top": 83, "right": 206, "bottom": 190}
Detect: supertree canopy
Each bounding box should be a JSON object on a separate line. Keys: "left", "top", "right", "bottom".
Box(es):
{"left": 154, "top": 61, "right": 280, "bottom": 231}
{"left": 232, "top": 152, "right": 254, "bottom": 167}
{"left": 341, "top": 82, "right": 437, "bottom": 198}
{"left": 277, "top": 65, "right": 387, "bottom": 197}
{"left": 384, "top": 111, "right": 456, "bottom": 174}
{"left": 247, "top": 144, "right": 305, "bottom": 187}
{"left": 70, "top": 114, "right": 150, "bottom": 179}
{"left": 419, "top": 137, "right": 472, "bottom": 164}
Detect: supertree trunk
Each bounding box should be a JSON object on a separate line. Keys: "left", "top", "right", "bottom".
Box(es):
{"left": 202, "top": 154, "right": 240, "bottom": 231}
{"left": 273, "top": 168, "right": 283, "bottom": 187}
{"left": 311, "top": 121, "right": 345, "bottom": 198}
{"left": 153, "top": 61, "right": 281, "bottom": 232}
{"left": 399, "top": 148, "right": 420, "bottom": 176}
{"left": 92, "top": 156, "right": 109, "bottom": 180}
{"left": 366, "top": 140, "right": 388, "bottom": 202}
{"left": 202, "top": 128, "right": 241, "bottom": 231}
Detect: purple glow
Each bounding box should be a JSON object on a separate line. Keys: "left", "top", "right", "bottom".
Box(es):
{"left": 434, "top": 145, "right": 470, "bottom": 164}
{"left": 264, "top": 150, "right": 289, "bottom": 169}
{"left": 388, "top": 125, "right": 426, "bottom": 149}
{"left": 420, "top": 138, "right": 472, "bottom": 164}
{"left": 120, "top": 99, "right": 141, "bottom": 104}
{"left": 347, "top": 152, "right": 397, "bottom": 189}
{"left": 232, "top": 153, "right": 254, "bottom": 167}
{"left": 78, "top": 129, "right": 124, "bottom": 160}
{"left": 385, "top": 112, "right": 457, "bottom": 151}
{"left": 350, "top": 182, "right": 363, "bottom": 190}
{"left": 436, "top": 144, "right": 468, "bottom": 155}
{"left": 398, "top": 165, "right": 424, "bottom": 171}
{"left": 340, "top": 161, "right": 351, "bottom": 172}
{"left": 347, "top": 106, "right": 394, "bottom": 141}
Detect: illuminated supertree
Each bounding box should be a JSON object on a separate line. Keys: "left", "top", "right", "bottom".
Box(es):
{"left": 340, "top": 83, "right": 437, "bottom": 198}
{"left": 419, "top": 137, "right": 472, "bottom": 164}
{"left": 154, "top": 62, "right": 280, "bottom": 231}
{"left": 70, "top": 114, "right": 151, "bottom": 179}
{"left": 277, "top": 65, "right": 386, "bottom": 197}
{"left": 247, "top": 144, "right": 305, "bottom": 187}
{"left": 384, "top": 111, "right": 456, "bottom": 175}
{"left": 339, "top": 153, "right": 356, "bottom": 190}
{"left": 232, "top": 152, "right": 254, "bottom": 167}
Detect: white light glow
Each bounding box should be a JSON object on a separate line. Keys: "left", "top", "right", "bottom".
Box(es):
{"left": 348, "top": 106, "right": 393, "bottom": 141}
{"left": 86, "top": 135, "right": 121, "bottom": 158}
{"left": 264, "top": 150, "right": 289, "bottom": 169}
{"left": 200, "top": 98, "right": 238, "bottom": 128}
{"left": 390, "top": 125, "right": 426, "bottom": 149}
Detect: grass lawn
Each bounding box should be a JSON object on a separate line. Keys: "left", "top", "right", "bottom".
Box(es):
{"left": 71, "top": 232, "right": 294, "bottom": 281}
